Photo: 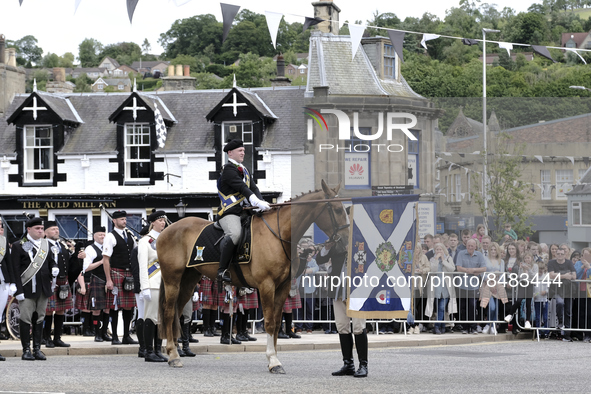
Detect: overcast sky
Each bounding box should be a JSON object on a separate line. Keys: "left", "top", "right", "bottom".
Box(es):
{"left": 3, "top": 0, "right": 532, "bottom": 61}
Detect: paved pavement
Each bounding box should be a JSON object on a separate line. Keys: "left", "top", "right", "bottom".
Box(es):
{"left": 0, "top": 328, "right": 532, "bottom": 358}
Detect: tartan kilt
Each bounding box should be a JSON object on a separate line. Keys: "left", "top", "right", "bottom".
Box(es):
{"left": 89, "top": 275, "right": 107, "bottom": 311}
{"left": 283, "top": 290, "right": 302, "bottom": 312}
{"left": 106, "top": 268, "right": 136, "bottom": 310}
{"left": 193, "top": 298, "right": 201, "bottom": 312}
{"left": 200, "top": 277, "right": 218, "bottom": 307}
{"left": 218, "top": 285, "right": 237, "bottom": 307}
{"left": 46, "top": 278, "right": 74, "bottom": 314}
{"left": 74, "top": 282, "right": 90, "bottom": 311}
{"left": 237, "top": 289, "right": 259, "bottom": 310}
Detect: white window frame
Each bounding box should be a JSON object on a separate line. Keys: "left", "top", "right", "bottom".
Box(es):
{"left": 445, "top": 175, "right": 448, "bottom": 202}
{"left": 572, "top": 201, "right": 591, "bottom": 226}
{"left": 49, "top": 209, "right": 94, "bottom": 241}
{"left": 384, "top": 43, "right": 396, "bottom": 79}
{"left": 23, "top": 125, "right": 53, "bottom": 184}
{"left": 541, "top": 170, "right": 551, "bottom": 200}
{"left": 467, "top": 172, "right": 471, "bottom": 201}
{"left": 124, "top": 123, "right": 151, "bottom": 182}
{"left": 455, "top": 174, "right": 462, "bottom": 202}
{"left": 556, "top": 169, "right": 573, "bottom": 200}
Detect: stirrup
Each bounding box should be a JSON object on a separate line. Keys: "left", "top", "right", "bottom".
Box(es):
{"left": 218, "top": 270, "right": 231, "bottom": 291}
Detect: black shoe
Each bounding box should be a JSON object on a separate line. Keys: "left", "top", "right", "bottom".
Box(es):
{"left": 188, "top": 334, "right": 199, "bottom": 343}
{"left": 177, "top": 345, "right": 186, "bottom": 357}
{"left": 21, "top": 348, "right": 35, "bottom": 361}
{"left": 102, "top": 333, "right": 112, "bottom": 342}
{"left": 138, "top": 348, "right": 146, "bottom": 358}
{"left": 278, "top": 330, "right": 289, "bottom": 339}
{"left": 354, "top": 361, "right": 368, "bottom": 378}
{"left": 236, "top": 332, "right": 249, "bottom": 342}
{"left": 45, "top": 339, "right": 55, "bottom": 348}
{"left": 33, "top": 349, "right": 46, "bottom": 361}
{"left": 212, "top": 328, "right": 221, "bottom": 337}
{"left": 95, "top": 335, "right": 104, "bottom": 342}
{"left": 145, "top": 351, "right": 165, "bottom": 362}
{"left": 203, "top": 328, "right": 214, "bottom": 337}
{"left": 182, "top": 345, "right": 196, "bottom": 357}
{"left": 288, "top": 330, "right": 301, "bottom": 339}
{"left": 83, "top": 328, "right": 95, "bottom": 337}
{"left": 53, "top": 338, "right": 70, "bottom": 348}
{"left": 0, "top": 354, "right": 5, "bottom": 361}
{"left": 111, "top": 336, "right": 122, "bottom": 345}
{"left": 122, "top": 335, "right": 138, "bottom": 345}
{"left": 332, "top": 360, "right": 355, "bottom": 376}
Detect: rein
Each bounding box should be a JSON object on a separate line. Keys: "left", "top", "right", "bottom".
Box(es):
{"left": 260, "top": 207, "right": 291, "bottom": 262}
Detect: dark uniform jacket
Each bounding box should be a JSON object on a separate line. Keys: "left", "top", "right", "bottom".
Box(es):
{"left": 10, "top": 238, "right": 56, "bottom": 299}
{"left": 316, "top": 247, "right": 347, "bottom": 299}
{"left": 49, "top": 240, "right": 82, "bottom": 286}
{"left": 0, "top": 235, "right": 13, "bottom": 284}
{"left": 217, "top": 162, "right": 263, "bottom": 217}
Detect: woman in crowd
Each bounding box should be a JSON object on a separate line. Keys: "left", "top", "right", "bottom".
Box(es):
{"left": 549, "top": 244, "right": 560, "bottom": 261}
{"left": 538, "top": 243, "right": 549, "bottom": 263}
{"left": 504, "top": 242, "right": 521, "bottom": 274}
{"left": 472, "top": 224, "right": 486, "bottom": 243}
{"left": 480, "top": 242, "right": 507, "bottom": 335}
{"left": 138, "top": 210, "right": 168, "bottom": 362}
{"left": 516, "top": 240, "right": 527, "bottom": 258}
{"left": 424, "top": 243, "right": 456, "bottom": 335}
{"left": 504, "top": 252, "right": 538, "bottom": 333}
{"left": 560, "top": 244, "right": 572, "bottom": 260}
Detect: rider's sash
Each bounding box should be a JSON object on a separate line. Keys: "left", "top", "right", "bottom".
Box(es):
{"left": 21, "top": 238, "right": 50, "bottom": 286}
{"left": 148, "top": 261, "right": 161, "bottom": 279}
{"left": 217, "top": 165, "right": 251, "bottom": 216}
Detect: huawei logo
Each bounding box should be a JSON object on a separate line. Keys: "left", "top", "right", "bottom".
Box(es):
{"left": 349, "top": 163, "right": 364, "bottom": 176}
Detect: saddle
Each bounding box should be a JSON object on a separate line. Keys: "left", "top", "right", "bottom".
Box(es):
{"left": 187, "top": 215, "right": 253, "bottom": 269}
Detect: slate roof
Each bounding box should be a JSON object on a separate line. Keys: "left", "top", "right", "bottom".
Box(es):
{"left": 1, "top": 86, "right": 307, "bottom": 156}
{"left": 306, "top": 32, "right": 422, "bottom": 98}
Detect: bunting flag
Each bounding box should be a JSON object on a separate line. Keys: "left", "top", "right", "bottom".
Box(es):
{"left": 127, "top": 0, "right": 139, "bottom": 24}
{"left": 421, "top": 34, "right": 440, "bottom": 49}
{"left": 74, "top": 0, "right": 82, "bottom": 14}
{"left": 347, "top": 195, "right": 420, "bottom": 318}
{"left": 462, "top": 38, "right": 479, "bottom": 46}
{"left": 498, "top": 42, "right": 513, "bottom": 56}
{"left": 534, "top": 155, "right": 543, "bottom": 163}
{"left": 566, "top": 156, "right": 575, "bottom": 165}
{"left": 265, "top": 11, "right": 283, "bottom": 49}
{"left": 387, "top": 30, "right": 406, "bottom": 63}
{"left": 154, "top": 103, "right": 167, "bottom": 149}
{"left": 531, "top": 45, "right": 556, "bottom": 63}
{"left": 302, "top": 16, "right": 324, "bottom": 33}
{"left": 565, "top": 48, "right": 586, "bottom": 64}
{"left": 348, "top": 23, "right": 366, "bottom": 60}
{"left": 221, "top": 3, "right": 241, "bottom": 43}
{"left": 19, "top": 0, "right": 23, "bottom": 5}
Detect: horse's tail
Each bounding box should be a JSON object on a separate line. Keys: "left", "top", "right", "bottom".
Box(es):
{"left": 158, "top": 279, "right": 180, "bottom": 340}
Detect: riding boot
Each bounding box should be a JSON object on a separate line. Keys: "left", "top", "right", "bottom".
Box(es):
{"left": 353, "top": 331, "right": 368, "bottom": 378}
{"left": 32, "top": 323, "right": 47, "bottom": 360}
{"left": 136, "top": 319, "right": 146, "bottom": 358}
{"left": 91, "top": 315, "right": 102, "bottom": 342}
{"left": 43, "top": 314, "right": 54, "bottom": 348}
{"left": 284, "top": 313, "right": 301, "bottom": 338}
{"left": 202, "top": 309, "right": 213, "bottom": 337}
{"left": 82, "top": 311, "right": 94, "bottom": 336}
{"left": 110, "top": 310, "right": 121, "bottom": 344}
{"left": 154, "top": 325, "right": 168, "bottom": 361}
{"left": 235, "top": 313, "right": 249, "bottom": 342}
{"left": 182, "top": 319, "right": 197, "bottom": 357}
{"left": 101, "top": 311, "right": 112, "bottom": 341}
{"left": 332, "top": 333, "right": 355, "bottom": 376}
{"left": 220, "top": 313, "right": 241, "bottom": 345}
{"left": 217, "top": 236, "right": 235, "bottom": 283}
{"left": 122, "top": 309, "right": 138, "bottom": 344}
{"left": 143, "top": 319, "right": 164, "bottom": 362}
{"left": 20, "top": 321, "right": 35, "bottom": 361}
{"left": 241, "top": 310, "right": 257, "bottom": 341}
{"left": 53, "top": 314, "right": 71, "bottom": 347}
{"left": 211, "top": 309, "right": 221, "bottom": 337}
{"left": 177, "top": 318, "right": 187, "bottom": 357}
{"left": 278, "top": 318, "right": 289, "bottom": 339}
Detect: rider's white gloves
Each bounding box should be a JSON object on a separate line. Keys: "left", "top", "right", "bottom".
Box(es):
{"left": 249, "top": 195, "right": 271, "bottom": 211}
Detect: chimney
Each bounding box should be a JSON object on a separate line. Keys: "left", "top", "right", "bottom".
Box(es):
{"left": 167, "top": 64, "right": 174, "bottom": 76}
{"left": 183, "top": 65, "right": 190, "bottom": 76}
{"left": 8, "top": 48, "right": 17, "bottom": 67}
{"left": 175, "top": 64, "right": 183, "bottom": 76}
{"left": 0, "top": 34, "right": 5, "bottom": 64}
{"left": 312, "top": 1, "right": 340, "bottom": 35}
{"left": 53, "top": 67, "right": 66, "bottom": 82}
{"left": 162, "top": 64, "right": 196, "bottom": 91}
{"left": 270, "top": 54, "right": 291, "bottom": 87}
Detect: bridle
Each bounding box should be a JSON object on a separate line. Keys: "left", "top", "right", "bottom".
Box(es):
{"left": 260, "top": 196, "right": 350, "bottom": 262}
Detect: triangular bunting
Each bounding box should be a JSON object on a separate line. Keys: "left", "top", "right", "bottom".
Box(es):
{"left": 348, "top": 23, "right": 366, "bottom": 60}
{"left": 421, "top": 34, "right": 440, "bottom": 49}
{"left": 565, "top": 48, "right": 586, "bottom": 64}
{"left": 462, "top": 38, "right": 479, "bottom": 46}
{"left": 19, "top": 0, "right": 23, "bottom": 5}
{"left": 534, "top": 155, "right": 543, "bottom": 163}
{"left": 302, "top": 16, "right": 324, "bottom": 33}
{"left": 387, "top": 30, "right": 405, "bottom": 63}
{"left": 531, "top": 45, "right": 556, "bottom": 63}
{"left": 74, "top": 0, "right": 82, "bottom": 14}
{"left": 566, "top": 156, "right": 575, "bottom": 165}
{"left": 498, "top": 42, "right": 513, "bottom": 56}
{"left": 126, "top": 0, "right": 139, "bottom": 24}
{"left": 265, "top": 11, "right": 283, "bottom": 49}
{"left": 221, "top": 3, "right": 241, "bottom": 43}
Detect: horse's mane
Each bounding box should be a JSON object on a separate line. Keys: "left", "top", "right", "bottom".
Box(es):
{"left": 286, "top": 188, "right": 326, "bottom": 203}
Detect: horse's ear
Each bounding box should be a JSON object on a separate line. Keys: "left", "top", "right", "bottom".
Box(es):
{"left": 321, "top": 179, "right": 331, "bottom": 198}
{"left": 332, "top": 182, "right": 341, "bottom": 195}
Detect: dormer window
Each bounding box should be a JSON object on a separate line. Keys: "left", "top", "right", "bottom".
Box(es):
{"left": 24, "top": 125, "right": 53, "bottom": 183}
{"left": 384, "top": 44, "right": 396, "bottom": 79}
{"left": 223, "top": 121, "right": 253, "bottom": 169}
{"left": 124, "top": 123, "right": 151, "bottom": 181}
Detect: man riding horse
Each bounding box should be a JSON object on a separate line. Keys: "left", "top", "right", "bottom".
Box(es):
{"left": 217, "top": 138, "right": 271, "bottom": 283}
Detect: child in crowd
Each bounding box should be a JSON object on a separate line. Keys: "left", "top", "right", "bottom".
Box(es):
{"left": 503, "top": 223, "right": 518, "bottom": 241}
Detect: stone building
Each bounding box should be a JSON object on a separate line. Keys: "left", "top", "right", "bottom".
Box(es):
{"left": 0, "top": 34, "right": 26, "bottom": 117}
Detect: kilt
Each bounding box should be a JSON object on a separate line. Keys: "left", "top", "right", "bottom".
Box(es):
{"left": 89, "top": 275, "right": 107, "bottom": 311}
{"left": 106, "top": 268, "right": 136, "bottom": 310}
{"left": 193, "top": 298, "right": 201, "bottom": 312}
{"left": 217, "top": 285, "right": 237, "bottom": 307}
{"left": 46, "top": 278, "right": 74, "bottom": 314}
{"left": 200, "top": 277, "right": 218, "bottom": 307}
{"left": 74, "top": 282, "right": 90, "bottom": 311}
{"left": 237, "top": 289, "right": 259, "bottom": 310}
{"left": 283, "top": 290, "right": 302, "bottom": 312}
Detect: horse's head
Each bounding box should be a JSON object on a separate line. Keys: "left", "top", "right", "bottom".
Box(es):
{"left": 313, "top": 179, "right": 350, "bottom": 255}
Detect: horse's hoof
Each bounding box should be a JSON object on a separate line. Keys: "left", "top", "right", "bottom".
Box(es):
{"left": 168, "top": 358, "right": 183, "bottom": 368}
{"left": 269, "top": 365, "right": 286, "bottom": 374}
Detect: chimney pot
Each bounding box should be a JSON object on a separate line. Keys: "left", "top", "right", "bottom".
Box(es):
{"left": 175, "top": 64, "right": 183, "bottom": 76}
{"left": 183, "top": 65, "right": 190, "bottom": 76}
{"left": 277, "top": 54, "right": 285, "bottom": 77}
{"left": 167, "top": 65, "right": 175, "bottom": 76}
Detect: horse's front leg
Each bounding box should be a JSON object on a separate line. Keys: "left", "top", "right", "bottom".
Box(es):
{"left": 259, "top": 280, "right": 282, "bottom": 373}
{"left": 162, "top": 282, "right": 182, "bottom": 367}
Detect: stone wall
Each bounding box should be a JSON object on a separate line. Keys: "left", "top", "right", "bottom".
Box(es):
{"left": 0, "top": 64, "right": 26, "bottom": 116}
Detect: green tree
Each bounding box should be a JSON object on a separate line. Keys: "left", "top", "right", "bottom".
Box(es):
{"left": 42, "top": 53, "right": 60, "bottom": 68}
{"left": 471, "top": 133, "right": 534, "bottom": 241}
{"left": 60, "top": 52, "right": 75, "bottom": 68}
{"left": 220, "top": 52, "right": 275, "bottom": 88}
{"left": 170, "top": 54, "right": 198, "bottom": 70}
{"left": 99, "top": 42, "right": 142, "bottom": 67}
{"left": 74, "top": 73, "right": 92, "bottom": 92}
{"left": 13, "top": 35, "right": 44, "bottom": 66}
{"left": 192, "top": 72, "right": 223, "bottom": 89}
{"left": 142, "top": 38, "right": 151, "bottom": 55}
{"left": 78, "top": 38, "right": 103, "bottom": 67}
{"left": 159, "top": 14, "right": 223, "bottom": 59}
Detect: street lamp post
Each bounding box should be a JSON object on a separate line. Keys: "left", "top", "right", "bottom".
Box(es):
{"left": 482, "top": 28, "right": 500, "bottom": 233}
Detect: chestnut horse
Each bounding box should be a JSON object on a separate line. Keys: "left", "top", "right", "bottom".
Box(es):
{"left": 157, "top": 180, "right": 349, "bottom": 372}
